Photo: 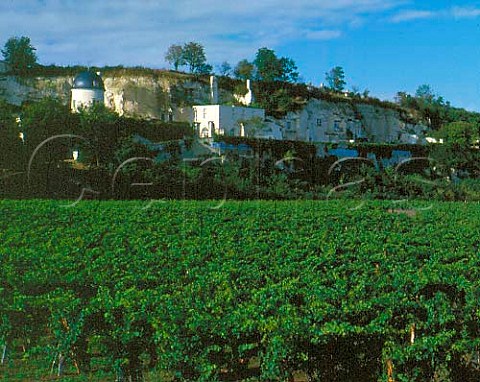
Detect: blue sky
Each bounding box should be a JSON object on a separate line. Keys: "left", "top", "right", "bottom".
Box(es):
{"left": 1, "top": 0, "right": 479, "bottom": 111}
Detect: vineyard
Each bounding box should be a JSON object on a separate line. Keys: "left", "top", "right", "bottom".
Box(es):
{"left": 1, "top": 200, "right": 480, "bottom": 381}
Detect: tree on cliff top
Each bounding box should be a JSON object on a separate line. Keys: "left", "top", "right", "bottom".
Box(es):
{"left": 234, "top": 59, "right": 254, "bottom": 80}
{"left": 217, "top": 61, "right": 232, "bottom": 77}
{"left": 2, "top": 36, "right": 37, "bottom": 74}
{"left": 182, "top": 42, "right": 210, "bottom": 74}
{"left": 325, "top": 66, "right": 346, "bottom": 92}
{"left": 165, "top": 44, "right": 185, "bottom": 71}
{"left": 253, "top": 47, "right": 299, "bottom": 82}
{"left": 166, "top": 42, "right": 211, "bottom": 74}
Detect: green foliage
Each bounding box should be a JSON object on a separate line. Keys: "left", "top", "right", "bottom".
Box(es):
{"left": 20, "top": 98, "right": 77, "bottom": 178}
{"left": 217, "top": 61, "right": 232, "bottom": 77}
{"left": 393, "top": 85, "right": 480, "bottom": 130}
{"left": 181, "top": 42, "right": 210, "bottom": 74}
{"left": 434, "top": 121, "right": 479, "bottom": 145}
{"left": 253, "top": 47, "right": 299, "bottom": 83}
{"left": 76, "top": 104, "right": 120, "bottom": 167}
{"left": 325, "top": 66, "right": 346, "bottom": 92}
{"left": 164, "top": 42, "right": 212, "bottom": 74}
{"left": 0, "top": 99, "right": 23, "bottom": 170}
{"left": 1, "top": 36, "right": 37, "bottom": 75}
{"left": 234, "top": 82, "right": 248, "bottom": 97}
{"left": 415, "top": 84, "right": 437, "bottom": 102}
{"left": 164, "top": 44, "right": 185, "bottom": 71}
{"left": 119, "top": 119, "right": 193, "bottom": 142}
{"left": 429, "top": 143, "right": 480, "bottom": 178}
{"left": 24, "top": 65, "right": 198, "bottom": 81}
{"left": 252, "top": 81, "right": 306, "bottom": 117}
{"left": 234, "top": 59, "right": 255, "bottom": 80}
{"left": 278, "top": 56, "right": 299, "bottom": 82}
{"left": 254, "top": 47, "right": 282, "bottom": 82}
{"left": 2, "top": 200, "right": 480, "bottom": 381}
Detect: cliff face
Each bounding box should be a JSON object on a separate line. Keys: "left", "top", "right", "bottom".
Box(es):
{"left": 0, "top": 72, "right": 213, "bottom": 118}
{"left": 0, "top": 75, "right": 72, "bottom": 105}
{"left": 281, "top": 99, "right": 425, "bottom": 144}
{"left": 0, "top": 71, "right": 425, "bottom": 143}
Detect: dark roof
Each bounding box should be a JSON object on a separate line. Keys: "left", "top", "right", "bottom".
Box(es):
{"left": 72, "top": 71, "right": 105, "bottom": 90}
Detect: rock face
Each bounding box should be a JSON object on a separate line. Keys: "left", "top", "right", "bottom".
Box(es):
{"left": 0, "top": 72, "right": 216, "bottom": 119}
{"left": 280, "top": 99, "right": 425, "bottom": 144}
{"left": 0, "top": 71, "right": 426, "bottom": 143}
{"left": 0, "top": 75, "right": 72, "bottom": 105}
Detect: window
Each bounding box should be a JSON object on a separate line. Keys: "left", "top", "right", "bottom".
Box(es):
{"left": 316, "top": 118, "right": 322, "bottom": 127}
{"left": 203, "top": 108, "right": 207, "bottom": 119}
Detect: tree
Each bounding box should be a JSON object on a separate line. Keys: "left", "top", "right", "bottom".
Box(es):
{"left": 217, "top": 61, "right": 232, "bottom": 77}
{"left": 278, "top": 57, "right": 299, "bottom": 83}
{"left": 234, "top": 59, "right": 255, "bottom": 80}
{"left": 164, "top": 44, "right": 185, "bottom": 71}
{"left": 254, "top": 47, "right": 283, "bottom": 82}
{"left": 412, "top": 85, "right": 447, "bottom": 129}
{"left": 196, "top": 63, "right": 213, "bottom": 75}
{"left": 76, "top": 104, "right": 119, "bottom": 167}
{"left": 252, "top": 47, "right": 299, "bottom": 82}
{"left": 415, "top": 84, "right": 436, "bottom": 103}
{"left": 182, "top": 42, "right": 208, "bottom": 74}
{"left": 0, "top": 99, "right": 23, "bottom": 170}
{"left": 434, "top": 121, "right": 479, "bottom": 145}
{"left": 325, "top": 66, "right": 346, "bottom": 92}
{"left": 1, "top": 36, "right": 37, "bottom": 74}
{"left": 21, "top": 97, "right": 73, "bottom": 151}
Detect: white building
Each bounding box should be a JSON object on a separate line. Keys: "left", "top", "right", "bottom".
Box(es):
{"left": 234, "top": 79, "right": 255, "bottom": 106}
{"left": 193, "top": 104, "right": 266, "bottom": 138}
{"left": 71, "top": 71, "right": 105, "bottom": 112}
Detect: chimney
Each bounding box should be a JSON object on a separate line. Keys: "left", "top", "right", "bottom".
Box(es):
{"left": 210, "top": 75, "right": 218, "bottom": 104}
{"left": 244, "top": 79, "right": 254, "bottom": 106}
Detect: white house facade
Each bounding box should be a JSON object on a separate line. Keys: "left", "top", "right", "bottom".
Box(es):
{"left": 193, "top": 105, "right": 265, "bottom": 138}
{"left": 71, "top": 71, "right": 105, "bottom": 112}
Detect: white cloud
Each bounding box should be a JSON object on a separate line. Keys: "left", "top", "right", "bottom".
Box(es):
{"left": 0, "top": 0, "right": 405, "bottom": 68}
{"left": 391, "top": 10, "right": 436, "bottom": 23}
{"left": 390, "top": 6, "right": 480, "bottom": 23}
{"left": 304, "top": 30, "right": 342, "bottom": 40}
{"left": 451, "top": 6, "right": 480, "bottom": 19}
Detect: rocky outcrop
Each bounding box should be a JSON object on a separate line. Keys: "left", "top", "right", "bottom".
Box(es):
{"left": 0, "top": 72, "right": 231, "bottom": 120}
{"left": 279, "top": 98, "right": 426, "bottom": 144}
{"left": 0, "top": 75, "right": 72, "bottom": 105}
{"left": 0, "top": 71, "right": 426, "bottom": 143}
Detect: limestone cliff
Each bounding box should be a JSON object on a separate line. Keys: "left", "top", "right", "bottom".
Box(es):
{"left": 0, "top": 71, "right": 223, "bottom": 120}
{"left": 0, "top": 70, "right": 426, "bottom": 143}
{"left": 280, "top": 99, "right": 425, "bottom": 144}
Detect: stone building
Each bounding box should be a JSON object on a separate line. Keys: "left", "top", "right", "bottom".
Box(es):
{"left": 71, "top": 71, "right": 105, "bottom": 112}
{"left": 193, "top": 76, "right": 278, "bottom": 139}
{"left": 192, "top": 104, "right": 266, "bottom": 138}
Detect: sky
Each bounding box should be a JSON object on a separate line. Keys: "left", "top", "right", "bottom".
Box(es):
{"left": 1, "top": 0, "right": 479, "bottom": 111}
